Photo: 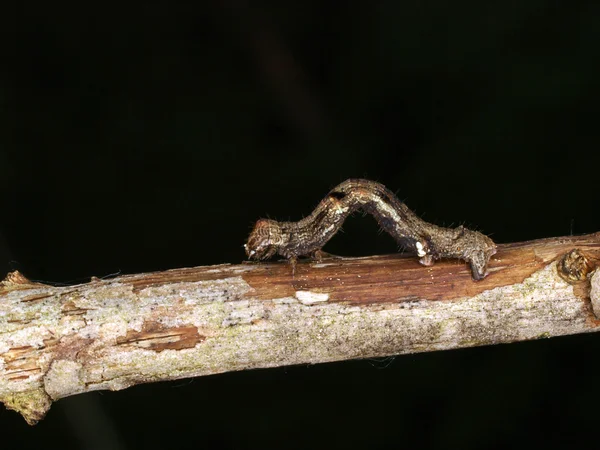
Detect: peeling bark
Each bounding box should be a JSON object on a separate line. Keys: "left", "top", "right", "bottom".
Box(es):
{"left": 1, "top": 233, "right": 599, "bottom": 425}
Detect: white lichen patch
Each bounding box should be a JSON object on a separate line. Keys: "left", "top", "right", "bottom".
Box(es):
{"left": 2, "top": 326, "right": 54, "bottom": 349}
{"left": 416, "top": 242, "right": 426, "bottom": 257}
{"left": 72, "top": 277, "right": 253, "bottom": 336}
{"left": 137, "top": 278, "right": 248, "bottom": 305}
{"left": 44, "top": 360, "right": 85, "bottom": 400}
{"left": 99, "top": 320, "right": 135, "bottom": 339}
{"left": 295, "top": 291, "right": 330, "bottom": 305}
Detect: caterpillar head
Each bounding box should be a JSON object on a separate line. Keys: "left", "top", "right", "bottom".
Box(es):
{"left": 244, "top": 219, "right": 287, "bottom": 260}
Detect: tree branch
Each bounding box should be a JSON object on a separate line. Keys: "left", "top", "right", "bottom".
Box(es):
{"left": 1, "top": 233, "right": 599, "bottom": 425}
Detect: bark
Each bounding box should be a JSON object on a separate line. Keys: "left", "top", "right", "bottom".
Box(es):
{"left": 1, "top": 233, "right": 599, "bottom": 425}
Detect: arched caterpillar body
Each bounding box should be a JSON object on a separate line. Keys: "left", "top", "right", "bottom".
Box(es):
{"left": 244, "top": 179, "right": 496, "bottom": 280}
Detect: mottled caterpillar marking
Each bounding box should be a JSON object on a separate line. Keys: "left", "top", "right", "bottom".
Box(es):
{"left": 245, "top": 179, "right": 496, "bottom": 280}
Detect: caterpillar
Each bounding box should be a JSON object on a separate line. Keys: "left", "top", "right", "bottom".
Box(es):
{"left": 245, "top": 179, "right": 496, "bottom": 280}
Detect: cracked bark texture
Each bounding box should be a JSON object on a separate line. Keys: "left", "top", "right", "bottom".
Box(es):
{"left": 1, "top": 233, "right": 599, "bottom": 425}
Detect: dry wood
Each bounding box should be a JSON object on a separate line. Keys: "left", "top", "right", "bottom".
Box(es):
{"left": 1, "top": 233, "right": 599, "bottom": 425}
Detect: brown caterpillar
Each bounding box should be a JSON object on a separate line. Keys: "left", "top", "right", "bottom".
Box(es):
{"left": 245, "top": 179, "right": 496, "bottom": 280}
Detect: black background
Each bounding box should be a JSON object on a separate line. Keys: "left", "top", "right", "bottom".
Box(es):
{"left": 2, "top": 2, "right": 600, "bottom": 449}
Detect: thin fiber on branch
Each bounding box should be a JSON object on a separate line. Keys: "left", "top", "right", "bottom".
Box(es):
{"left": 1, "top": 233, "right": 599, "bottom": 425}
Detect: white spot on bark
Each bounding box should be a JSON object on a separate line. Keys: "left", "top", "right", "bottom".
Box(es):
{"left": 295, "top": 291, "right": 329, "bottom": 305}
{"left": 416, "top": 242, "right": 426, "bottom": 257}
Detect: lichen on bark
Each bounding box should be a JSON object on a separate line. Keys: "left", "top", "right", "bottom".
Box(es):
{"left": 1, "top": 232, "right": 599, "bottom": 424}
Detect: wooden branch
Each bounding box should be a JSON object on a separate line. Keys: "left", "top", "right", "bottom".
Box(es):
{"left": 1, "top": 233, "right": 600, "bottom": 425}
